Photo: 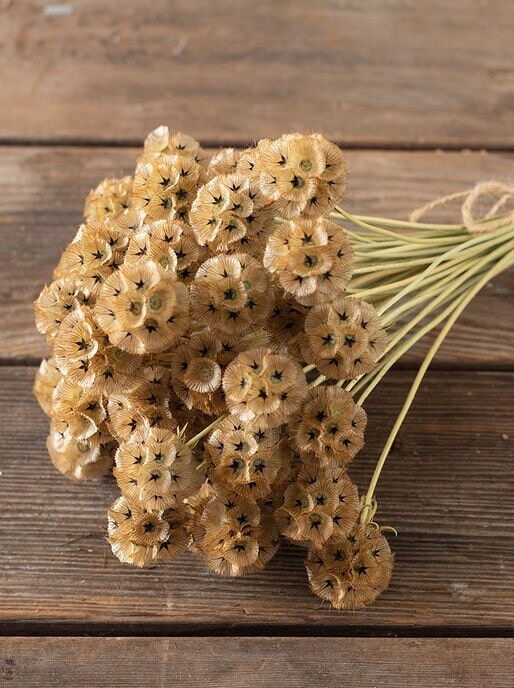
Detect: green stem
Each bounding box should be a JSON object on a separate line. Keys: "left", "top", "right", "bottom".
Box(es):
{"left": 186, "top": 414, "right": 228, "bottom": 448}
{"left": 360, "top": 247, "right": 514, "bottom": 524}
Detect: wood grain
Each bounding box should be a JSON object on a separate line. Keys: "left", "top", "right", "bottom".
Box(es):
{"left": 2, "top": 638, "right": 513, "bottom": 687}
{"left": 1, "top": 366, "right": 513, "bottom": 631}
{"left": 1, "top": 1, "right": 514, "bottom": 147}
{"left": 1, "top": 145, "right": 512, "bottom": 366}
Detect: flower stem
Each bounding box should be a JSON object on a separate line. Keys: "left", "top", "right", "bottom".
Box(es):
{"left": 359, "top": 246, "right": 514, "bottom": 523}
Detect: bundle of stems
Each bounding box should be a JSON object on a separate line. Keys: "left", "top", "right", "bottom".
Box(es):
{"left": 328, "top": 205, "right": 514, "bottom": 525}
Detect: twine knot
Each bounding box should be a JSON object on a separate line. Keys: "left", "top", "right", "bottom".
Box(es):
{"left": 410, "top": 181, "right": 514, "bottom": 234}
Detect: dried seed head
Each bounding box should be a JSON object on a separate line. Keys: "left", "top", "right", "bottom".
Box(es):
{"left": 223, "top": 347, "right": 308, "bottom": 428}
{"left": 292, "top": 387, "right": 367, "bottom": 466}
{"left": 254, "top": 133, "right": 347, "bottom": 218}
{"left": 304, "top": 296, "right": 387, "bottom": 380}
{"left": 305, "top": 524, "right": 394, "bottom": 609}
{"left": 95, "top": 258, "right": 190, "bottom": 354}
{"left": 84, "top": 176, "right": 133, "bottom": 223}
{"left": 190, "top": 174, "right": 271, "bottom": 252}
{"left": 191, "top": 253, "right": 273, "bottom": 335}
{"left": 275, "top": 464, "right": 359, "bottom": 547}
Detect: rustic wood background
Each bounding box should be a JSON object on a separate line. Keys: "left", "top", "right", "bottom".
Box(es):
{"left": 0, "top": 1, "right": 513, "bottom": 685}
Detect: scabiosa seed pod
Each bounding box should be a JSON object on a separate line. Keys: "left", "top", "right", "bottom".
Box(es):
{"left": 207, "top": 148, "right": 241, "bottom": 178}
{"left": 304, "top": 295, "right": 387, "bottom": 380}
{"left": 33, "top": 357, "right": 62, "bottom": 416}
{"left": 53, "top": 221, "right": 129, "bottom": 298}
{"left": 190, "top": 173, "right": 271, "bottom": 252}
{"left": 206, "top": 415, "right": 282, "bottom": 499}
{"left": 140, "top": 126, "right": 208, "bottom": 167}
{"left": 132, "top": 153, "right": 206, "bottom": 223}
{"left": 305, "top": 524, "right": 394, "bottom": 610}
{"left": 256, "top": 133, "right": 347, "bottom": 219}
{"left": 169, "top": 330, "right": 227, "bottom": 414}
{"left": 106, "top": 365, "right": 176, "bottom": 444}
{"left": 34, "top": 278, "right": 90, "bottom": 343}
{"left": 94, "top": 258, "right": 190, "bottom": 354}
{"left": 107, "top": 495, "right": 190, "bottom": 567}
{"left": 223, "top": 347, "right": 308, "bottom": 428}
{"left": 275, "top": 465, "right": 359, "bottom": 548}
{"left": 191, "top": 253, "right": 273, "bottom": 335}
{"left": 114, "top": 427, "right": 198, "bottom": 512}
{"left": 264, "top": 216, "right": 354, "bottom": 306}
{"left": 83, "top": 175, "right": 133, "bottom": 223}
{"left": 53, "top": 306, "right": 106, "bottom": 387}
{"left": 291, "top": 386, "right": 367, "bottom": 466}
{"left": 47, "top": 422, "right": 114, "bottom": 480}
{"left": 51, "top": 377, "right": 106, "bottom": 440}
{"left": 195, "top": 492, "right": 279, "bottom": 576}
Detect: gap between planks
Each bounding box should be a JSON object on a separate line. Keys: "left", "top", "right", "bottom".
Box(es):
{"left": 2, "top": 139, "right": 514, "bottom": 152}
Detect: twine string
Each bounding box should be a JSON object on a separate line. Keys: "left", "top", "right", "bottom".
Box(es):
{"left": 410, "top": 181, "right": 514, "bottom": 234}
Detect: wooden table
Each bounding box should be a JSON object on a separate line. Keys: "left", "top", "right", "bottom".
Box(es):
{"left": 1, "top": 2, "right": 513, "bottom": 686}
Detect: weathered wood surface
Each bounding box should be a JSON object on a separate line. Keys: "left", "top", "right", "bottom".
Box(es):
{"left": 1, "top": 145, "right": 513, "bottom": 366}
{"left": 2, "top": 638, "right": 513, "bottom": 687}
{"left": 1, "top": 1, "right": 514, "bottom": 147}
{"left": 1, "top": 367, "right": 512, "bottom": 631}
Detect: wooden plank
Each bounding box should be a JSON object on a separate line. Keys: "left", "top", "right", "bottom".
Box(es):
{"left": 2, "top": 638, "right": 513, "bottom": 688}
{"left": 0, "top": 145, "right": 512, "bottom": 366}
{"left": 1, "top": 1, "right": 514, "bottom": 147}
{"left": 1, "top": 366, "right": 513, "bottom": 631}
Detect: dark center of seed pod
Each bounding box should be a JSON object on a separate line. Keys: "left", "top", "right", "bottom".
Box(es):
{"left": 148, "top": 293, "right": 163, "bottom": 311}
{"left": 144, "top": 318, "right": 158, "bottom": 332}
{"left": 129, "top": 300, "right": 143, "bottom": 315}
{"left": 303, "top": 254, "right": 317, "bottom": 268}
{"left": 292, "top": 175, "right": 306, "bottom": 189}
{"left": 309, "top": 513, "right": 323, "bottom": 529}
{"left": 223, "top": 287, "right": 237, "bottom": 300}
{"left": 269, "top": 369, "right": 283, "bottom": 384}
{"left": 299, "top": 158, "right": 313, "bottom": 172}
{"left": 76, "top": 439, "right": 89, "bottom": 453}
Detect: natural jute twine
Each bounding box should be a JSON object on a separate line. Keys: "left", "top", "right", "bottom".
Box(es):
{"left": 410, "top": 181, "right": 514, "bottom": 234}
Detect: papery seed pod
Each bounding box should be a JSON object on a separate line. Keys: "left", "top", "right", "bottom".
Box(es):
{"left": 53, "top": 307, "right": 106, "bottom": 387}
{"left": 206, "top": 415, "right": 282, "bottom": 498}
{"left": 84, "top": 176, "right": 133, "bottom": 223}
{"left": 191, "top": 253, "right": 273, "bottom": 335}
{"left": 207, "top": 148, "right": 241, "bottom": 178}
{"left": 53, "top": 221, "right": 129, "bottom": 297}
{"left": 114, "top": 427, "right": 197, "bottom": 511}
{"left": 223, "top": 347, "right": 308, "bottom": 428}
{"left": 106, "top": 365, "right": 176, "bottom": 443}
{"left": 275, "top": 464, "right": 359, "bottom": 548}
{"left": 107, "top": 494, "right": 189, "bottom": 567}
{"left": 34, "top": 357, "right": 63, "bottom": 416}
{"left": 264, "top": 216, "right": 354, "bottom": 306}
{"left": 141, "top": 126, "right": 208, "bottom": 167}
{"left": 305, "top": 524, "right": 393, "bottom": 609}
{"left": 291, "top": 387, "right": 367, "bottom": 466}
{"left": 34, "top": 278, "right": 90, "bottom": 342}
{"left": 304, "top": 296, "right": 387, "bottom": 381}
{"left": 190, "top": 173, "right": 271, "bottom": 252}
{"left": 195, "top": 492, "right": 279, "bottom": 576}
{"left": 47, "top": 422, "right": 114, "bottom": 480}
{"left": 255, "top": 133, "right": 347, "bottom": 219}
{"left": 94, "top": 258, "right": 190, "bottom": 354}
{"left": 132, "top": 152, "right": 206, "bottom": 223}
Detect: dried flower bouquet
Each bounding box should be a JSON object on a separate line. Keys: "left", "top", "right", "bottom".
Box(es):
{"left": 34, "top": 127, "right": 514, "bottom": 610}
